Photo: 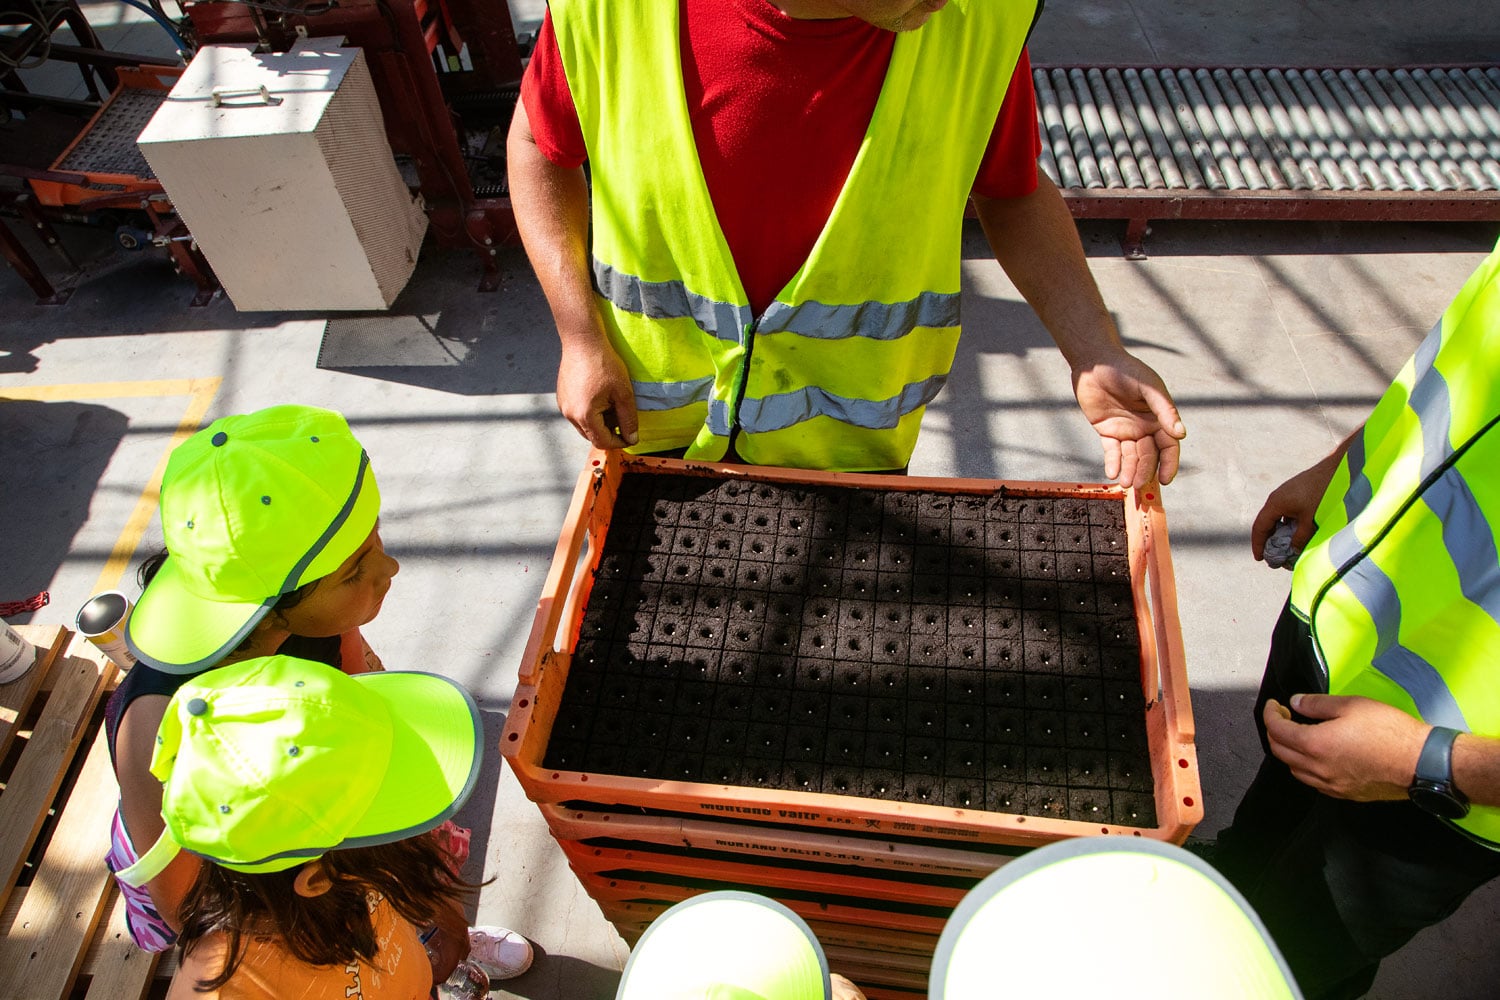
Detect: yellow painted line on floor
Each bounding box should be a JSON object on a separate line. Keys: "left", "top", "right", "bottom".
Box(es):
{"left": 0, "top": 379, "right": 211, "bottom": 402}
{"left": 5, "top": 377, "right": 225, "bottom": 594}
{"left": 91, "top": 376, "right": 224, "bottom": 594}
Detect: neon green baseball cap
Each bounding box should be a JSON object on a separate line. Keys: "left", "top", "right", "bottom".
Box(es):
{"left": 931, "top": 838, "right": 1302, "bottom": 999}
{"left": 119, "top": 654, "right": 481, "bottom": 882}
{"left": 616, "top": 891, "right": 832, "bottom": 1000}
{"left": 126, "top": 405, "right": 380, "bottom": 673}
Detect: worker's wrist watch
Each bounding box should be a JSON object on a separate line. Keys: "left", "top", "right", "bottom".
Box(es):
{"left": 1407, "top": 725, "right": 1471, "bottom": 820}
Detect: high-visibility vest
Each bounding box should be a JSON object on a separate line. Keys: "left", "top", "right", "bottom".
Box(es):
{"left": 1291, "top": 243, "right": 1500, "bottom": 845}
{"left": 549, "top": 0, "right": 1040, "bottom": 471}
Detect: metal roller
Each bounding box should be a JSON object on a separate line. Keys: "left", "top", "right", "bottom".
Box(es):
{"left": 1212, "top": 68, "right": 1295, "bottom": 188}
{"left": 1325, "top": 69, "right": 1445, "bottom": 191}
{"left": 1102, "top": 69, "right": 1169, "bottom": 189}
{"left": 1125, "top": 68, "right": 1201, "bottom": 188}
{"left": 1069, "top": 68, "right": 1126, "bottom": 187}
{"left": 1248, "top": 69, "right": 1342, "bottom": 189}
{"left": 1174, "top": 69, "right": 1251, "bottom": 189}
{"left": 1033, "top": 69, "right": 1084, "bottom": 190}
{"left": 1285, "top": 69, "right": 1385, "bottom": 189}
{"left": 1050, "top": 68, "right": 1104, "bottom": 188}
{"left": 1194, "top": 69, "right": 1278, "bottom": 190}
{"left": 1306, "top": 69, "right": 1414, "bottom": 190}
{"left": 1227, "top": 68, "right": 1314, "bottom": 189}
{"left": 1029, "top": 62, "right": 1499, "bottom": 201}
{"left": 1410, "top": 69, "right": 1500, "bottom": 162}
{"left": 1377, "top": 70, "right": 1494, "bottom": 190}
{"left": 1432, "top": 71, "right": 1500, "bottom": 188}
{"left": 1265, "top": 69, "right": 1363, "bottom": 189}
{"left": 1153, "top": 69, "right": 1230, "bottom": 188}
{"left": 1084, "top": 67, "right": 1152, "bottom": 189}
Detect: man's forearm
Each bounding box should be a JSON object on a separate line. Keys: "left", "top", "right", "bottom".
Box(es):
{"left": 972, "top": 173, "right": 1122, "bottom": 367}
{"left": 507, "top": 101, "right": 607, "bottom": 350}
{"left": 1453, "top": 732, "right": 1500, "bottom": 809}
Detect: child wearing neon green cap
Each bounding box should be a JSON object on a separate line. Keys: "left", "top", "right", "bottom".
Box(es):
{"left": 128, "top": 654, "right": 484, "bottom": 1000}
{"left": 102, "top": 405, "right": 530, "bottom": 982}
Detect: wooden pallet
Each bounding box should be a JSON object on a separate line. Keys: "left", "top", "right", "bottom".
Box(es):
{"left": 0, "top": 624, "right": 173, "bottom": 1000}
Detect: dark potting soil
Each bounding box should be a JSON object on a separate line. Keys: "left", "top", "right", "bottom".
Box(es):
{"left": 544, "top": 473, "right": 1157, "bottom": 827}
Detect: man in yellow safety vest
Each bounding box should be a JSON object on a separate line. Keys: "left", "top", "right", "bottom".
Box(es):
{"left": 1216, "top": 241, "right": 1500, "bottom": 999}
{"left": 508, "top": 0, "right": 1186, "bottom": 481}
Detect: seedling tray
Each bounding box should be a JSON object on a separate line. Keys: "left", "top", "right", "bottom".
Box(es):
{"left": 502, "top": 452, "right": 1198, "bottom": 846}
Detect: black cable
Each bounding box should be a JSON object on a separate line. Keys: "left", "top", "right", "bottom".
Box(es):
{"left": 0, "top": 0, "right": 52, "bottom": 71}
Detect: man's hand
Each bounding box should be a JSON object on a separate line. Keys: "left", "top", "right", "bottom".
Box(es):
{"left": 1249, "top": 444, "right": 1349, "bottom": 562}
{"left": 1071, "top": 353, "right": 1185, "bottom": 488}
{"left": 1264, "top": 694, "right": 1427, "bottom": 801}
{"left": 557, "top": 338, "right": 639, "bottom": 450}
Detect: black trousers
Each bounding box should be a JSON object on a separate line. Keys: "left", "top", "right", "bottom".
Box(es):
{"left": 1216, "top": 603, "right": 1500, "bottom": 999}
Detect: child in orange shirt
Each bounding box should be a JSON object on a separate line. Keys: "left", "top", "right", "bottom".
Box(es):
{"left": 126, "top": 654, "right": 485, "bottom": 1000}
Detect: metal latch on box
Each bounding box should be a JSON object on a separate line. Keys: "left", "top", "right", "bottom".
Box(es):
{"left": 209, "top": 85, "right": 283, "bottom": 108}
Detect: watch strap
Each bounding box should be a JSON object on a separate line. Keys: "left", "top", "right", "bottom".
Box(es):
{"left": 1414, "top": 725, "right": 1462, "bottom": 786}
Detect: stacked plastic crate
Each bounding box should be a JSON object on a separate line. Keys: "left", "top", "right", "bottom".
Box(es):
{"left": 502, "top": 453, "right": 1199, "bottom": 999}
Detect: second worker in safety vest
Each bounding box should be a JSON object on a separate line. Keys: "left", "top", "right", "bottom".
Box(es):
{"left": 508, "top": 0, "right": 1186, "bottom": 483}
{"left": 1214, "top": 240, "right": 1500, "bottom": 1000}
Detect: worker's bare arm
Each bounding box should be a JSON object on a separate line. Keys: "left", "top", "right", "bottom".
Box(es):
{"left": 507, "top": 101, "right": 638, "bottom": 448}
{"left": 1453, "top": 732, "right": 1500, "bottom": 810}
{"left": 973, "top": 174, "right": 1185, "bottom": 487}
{"left": 1266, "top": 694, "right": 1500, "bottom": 809}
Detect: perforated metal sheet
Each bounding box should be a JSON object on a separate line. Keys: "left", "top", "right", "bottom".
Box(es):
{"left": 57, "top": 88, "right": 165, "bottom": 179}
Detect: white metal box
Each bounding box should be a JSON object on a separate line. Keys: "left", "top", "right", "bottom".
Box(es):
{"left": 137, "top": 41, "right": 427, "bottom": 311}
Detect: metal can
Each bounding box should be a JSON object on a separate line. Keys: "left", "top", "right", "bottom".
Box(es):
{"left": 76, "top": 591, "right": 138, "bottom": 668}
{"left": 0, "top": 618, "right": 38, "bottom": 685}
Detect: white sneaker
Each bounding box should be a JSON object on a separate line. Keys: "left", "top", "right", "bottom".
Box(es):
{"left": 468, "top": 926, "right": 534, "bottom": 980}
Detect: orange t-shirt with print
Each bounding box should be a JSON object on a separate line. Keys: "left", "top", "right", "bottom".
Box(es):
{"left": 165, "top": 894, "right": 430, "bottom": 1000}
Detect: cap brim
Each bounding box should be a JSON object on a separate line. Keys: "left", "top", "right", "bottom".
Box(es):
{"left": 125, "top": 554, "right": 271, "bottom": 674}
{"left": 932, "top": 838, "right": 1302, "bottom": 1000}
{"left": 617, "top": 891, "right": 831, "bottom": 1000}
{"left": 340, "top": 670, "right": 483, "bottom": 848}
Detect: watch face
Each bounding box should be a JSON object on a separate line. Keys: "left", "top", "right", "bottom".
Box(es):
{"left": 1409, "top": 780, "right": 1471, "bottom": 820}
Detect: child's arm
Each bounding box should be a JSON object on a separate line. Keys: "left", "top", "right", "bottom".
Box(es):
{"left": 115, "top": 695, "right": 204, "bottom": 930}
{"left": 425, "top": 896, "right": 472, "bottom": 984}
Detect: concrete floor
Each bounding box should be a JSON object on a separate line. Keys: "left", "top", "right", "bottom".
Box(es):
{"left": 3, "top": 1, "right": 1499, "bottom": 997}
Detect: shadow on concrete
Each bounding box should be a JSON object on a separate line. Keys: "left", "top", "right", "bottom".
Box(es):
{"left": 316, "top": 246, "right": 560, "bottom": 397}
{"left": 493, "top": 952, "right": 621, "bottom": 1000}
{"left": 457, "top": 708, "right": 514, "bottom": 892}
{"left": 0, "top": 398, "right": 127, "bottom": 619}
{"left": 1076, "top": 219, "right": 1499, "bottom": 261}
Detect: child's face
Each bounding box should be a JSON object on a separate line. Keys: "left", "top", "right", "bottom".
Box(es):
{"left": 280, "top": 526, "right": 399, "bottom": 637}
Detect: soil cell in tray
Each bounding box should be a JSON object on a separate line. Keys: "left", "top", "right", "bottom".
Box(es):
{"left": 545, "top": 472, "right": 1157, "bottom": 827}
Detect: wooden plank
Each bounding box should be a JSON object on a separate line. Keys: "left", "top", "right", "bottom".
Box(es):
{"left": 0, "top": 642, "right": 115, "bottom": 915}
{"left": 1, "top": 627, "right": 71, "bottom": 762}
{"left": 79, "top": 886, "right": 164, "bottom": 1000}
{"left": 0, "top": 723, "right": 119, "bottom": 998}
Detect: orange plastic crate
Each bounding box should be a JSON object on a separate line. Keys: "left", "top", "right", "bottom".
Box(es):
{"left": 556, "top": 836, "right": 974, "bottom": 908}
{"left": 539, "top": 802, "right": 1024, "bottom": 879}
{"left": 501, "top": 451, "right": 1199, "bottom": 846}
{"left": 587, "top": 874, "right": 952, "bottom": 936}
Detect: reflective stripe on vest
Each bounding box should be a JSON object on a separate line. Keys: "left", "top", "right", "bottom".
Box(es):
{"left": 1290, "top": 242, "right": 1500, "bottom": 844}
{"left": 554, "top": 0, "right": 1039, "bottom": 471}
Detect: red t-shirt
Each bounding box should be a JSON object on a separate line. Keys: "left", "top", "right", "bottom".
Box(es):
{"left": 523, "top": 0, "right": 1040, "bottom": 315}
